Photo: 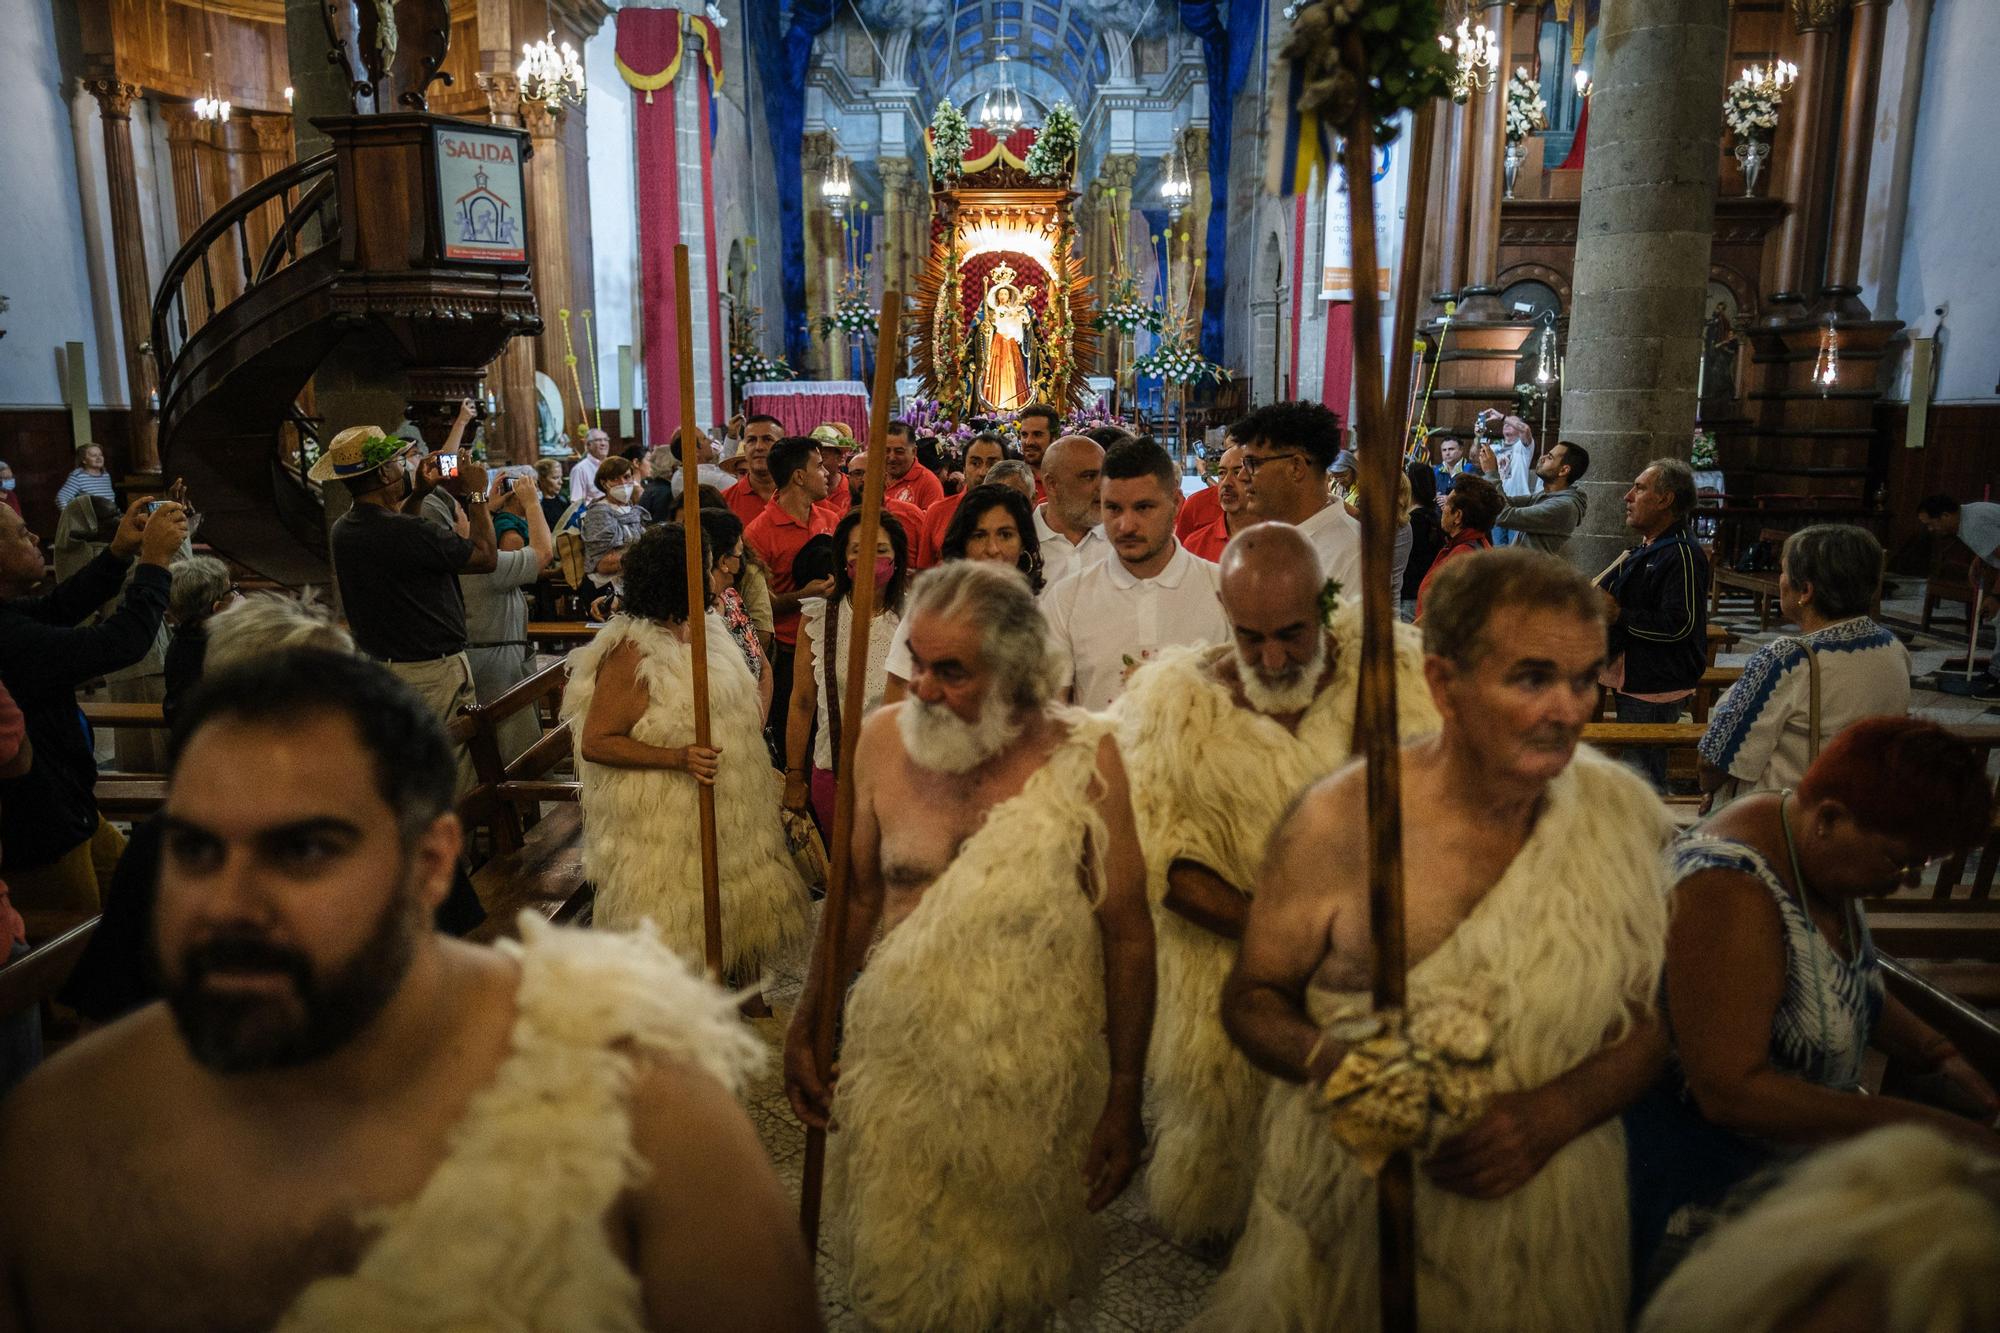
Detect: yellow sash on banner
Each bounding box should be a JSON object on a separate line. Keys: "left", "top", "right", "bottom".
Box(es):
{"left": 615, "top": 8, "right": 684, "bottom": 104}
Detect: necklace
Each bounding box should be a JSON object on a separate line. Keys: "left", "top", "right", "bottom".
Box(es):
{"left": 1777, "top": 791, "right": 1866, "bottom": 1088}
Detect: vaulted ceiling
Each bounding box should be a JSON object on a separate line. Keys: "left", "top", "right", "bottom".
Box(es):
{"left": 913, "top": 1, "right": 1113, "bottom": 109}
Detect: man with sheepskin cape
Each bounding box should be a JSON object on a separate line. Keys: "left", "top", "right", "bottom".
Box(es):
{"left": 784, "top": 560, "right": 1156, "bottom": 1332}
{"left": 1194, "top": 548, "right": 1675, "bottom": 1332}
{"left": 563, "top": 524, "right": 809, "bottom": 978}
{"left": 1110, "top": 522, "right": 1440, "bottom": 1247}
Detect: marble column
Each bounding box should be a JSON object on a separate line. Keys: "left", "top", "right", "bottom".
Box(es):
{"left": 1764, "top": 0, "right": 1844, "bottom": 324}
{"left": 878, "top": 156, "right": 912, "bottom": 301}
{"left": 1561, "top": 0, "right": 1731, "bottom": 574}
{"left": 84, "top": 75, "right": 161, "bottom": 474}
{"left": 801, "top": 131, "right": 838, "bottom": 378}
{"left": 523, "top": 98, "right": 574, "bottom": 404}
{"left": 1181, "top": 127, "right": 1211, "bottom": 333}
{"left": 161, "top": 104, "right": 213, "bottom": 330}
{"left": 478, "top": 71, "right": 537, "bottom": 463}
{"left": 1819, "top": 0, "right": 1889, "bottom": 318}
{"left": 1457, "top": 0, "right": 1515, "bottom": 317}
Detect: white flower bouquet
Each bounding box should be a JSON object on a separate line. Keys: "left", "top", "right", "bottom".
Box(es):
{"left": 1504, "top": 67, "right": 1547, "bottom": 145}
{"left": 1023, "top": 101, "right": 1081, "bottom": 183}
{"left": 1724, "top": 74, "right": 1780, "bottom": 141}
{"left": 928, "top": 98, "right": 971, "bottom": 184}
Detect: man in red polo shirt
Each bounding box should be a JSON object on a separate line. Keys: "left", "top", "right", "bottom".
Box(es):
{"left": 1176, "top": 418, "right": 1247, "bottom": 540}
{"left": 839, "top": 452, "right": 926, "bottom": 541}
{"left": 1015, "top": 404, "right": 1059, "bottom": 502}
{"left": 811, "top": 424, "right": 857, "bottom": 517}
{"left": 882, "top": 421, "right": 944, "bottom": 510}
{"left": 744, "top": 435, "right": 836, "bottom": 758}
{"left": 915, "top": 433, "right": 1008, "bottom": 567}
{"left": 1181, "top": 443, "right": 1248, "bottom": 562}
{"left": 723, "top": 414, "right": 783, "bottom": 526}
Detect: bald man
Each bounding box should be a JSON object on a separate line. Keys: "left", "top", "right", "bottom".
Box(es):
{"left": 1110, "top": 523, "right": 1439, "bottom": 1245}
{"left": 1180, "top": 445, "right": 1248, "bottom": 562}
{"left": 1033, "top": 435, "right": 1109, "bottom": 590}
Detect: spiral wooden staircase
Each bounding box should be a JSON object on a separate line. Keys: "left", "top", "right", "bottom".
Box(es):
{"left": 151, "top": 113, "right": 541, "bottom": 584}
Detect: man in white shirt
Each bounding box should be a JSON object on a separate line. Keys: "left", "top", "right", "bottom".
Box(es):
{"left": 1235, "top": 401, "right": 1361, "bottom": 597}
{"left": 567, "top": 428, "right": 612, "bottom": 503}
{"left": 1034, "top": 435, "right": 1111, "bottom": 591}
{"left": 1044, "top": 438, "right": 1228, "bottom": 711}
{"left": 1918, "top": 493, "right": 2000, "bottom": 699}
{"left": 667, "top": 426, "right": 737, "bottom": 497}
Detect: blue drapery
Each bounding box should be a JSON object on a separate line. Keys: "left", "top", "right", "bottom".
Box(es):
{"left": 748, "top": 0, "right": 836, "bottom": 367}
{"left": 1179, "top": 0, "right": 1264, "bottom": 366}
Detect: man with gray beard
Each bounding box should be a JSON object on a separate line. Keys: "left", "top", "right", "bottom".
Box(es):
{"left": 1111, "top": 523, "right": 1439, "bottom": 1247}
{"left": 785, "top": 561, "right": 1156, "bottom": 1332}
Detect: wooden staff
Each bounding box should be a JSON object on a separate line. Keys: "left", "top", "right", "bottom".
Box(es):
{"left": 673, "top": 245, "right": 724, "bottom": 979}
{"left": 1338, "top": 32, "right": 1419, "bottom": 1332}
{"left": 798, "top": 289, "right": 903, "bottom": 1251}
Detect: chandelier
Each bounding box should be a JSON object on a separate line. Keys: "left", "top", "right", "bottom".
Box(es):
{"left": 822, "top": 153, "right": 853, "bottom": 218}
{"left": 1439, "top": 19, "right": 1500, "bottom": 103}
{"left": 193, "top": 0, "right": 229, "bottom": 121}
{"left": 518, "top": 31, "right": 587, "bottom": 108}
{"left": 1160, "top": 145, "right": 1193, "bottom": 221}
{"left": 194, "top": 96, "right": 231, "bottom": 123}
{"left": 980, "top": 51, "right": 1025, "bottom": 133}
{"left": 1742, "top": 60, "right": 1800, "bottom": 97}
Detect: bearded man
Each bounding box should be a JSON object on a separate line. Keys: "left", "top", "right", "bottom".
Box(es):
{"left": 1112, "top": 523, "right": 1438, "bottom": 1247}
{"left": 1194, "top": 548, "right": 1674, "bottom": 1332}
{"left": 0, "top": 649, "right": 817, "bottom": 1331}
{"left": 784, "top": 561, "right": 1155, "bottom": 1333}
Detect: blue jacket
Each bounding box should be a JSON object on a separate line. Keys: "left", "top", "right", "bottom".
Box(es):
{"left": 1606, "top": 521, "right": 1709, "bottom": 695}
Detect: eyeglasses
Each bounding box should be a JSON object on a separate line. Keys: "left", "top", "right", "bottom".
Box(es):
{"left": 1240, "top": 452, "right": 1309, "bottom": 477}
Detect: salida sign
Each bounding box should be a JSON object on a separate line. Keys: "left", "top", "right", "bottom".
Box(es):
{"left": 434, "top": 126, "right": 527, "bottom": 263}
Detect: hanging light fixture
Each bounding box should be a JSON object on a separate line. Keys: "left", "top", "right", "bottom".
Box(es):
{"left": 822, "top": 153, "right": 852, "bottom": 219}
{"left": 1440, "top": 18, "right": 1501, "bottom": 103}
{"left": 193, "top": 0, "right": 230, "bottom": 122}
{"left": 1160, "top": 144, "right": 1193, "bottom": 221}
{"left": 1534, "top": 316, "right": 1558, "bottom": 387}
{"left": 1812, "top": 314, "right": 1840, "bottom": 395}
{"left": 980, "top": 50, "right": 1025, "bottom": 133}
{"left": 518, "top": 0, "right": 586, "bottom": 109}
{"left": 1573, "top": 68, "right": 1592, "bottom": 99}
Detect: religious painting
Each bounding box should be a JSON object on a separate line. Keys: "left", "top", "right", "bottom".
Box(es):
{"left": 434, "top": 125, "right": 528, "bottom": 263}
{"left": 1698, "top": 281, "right": 1742, "bottom": 419}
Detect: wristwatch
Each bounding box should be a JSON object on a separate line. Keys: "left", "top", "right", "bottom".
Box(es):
{"left": 464, "top": 492, "right": 488, "bottom": 505}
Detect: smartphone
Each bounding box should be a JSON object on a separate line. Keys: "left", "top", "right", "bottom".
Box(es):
{"left": 438, "top": 453, "right": 459, "bottom": 479}
{"left": 143, "top": 499, "right": 167, "bottom": 515}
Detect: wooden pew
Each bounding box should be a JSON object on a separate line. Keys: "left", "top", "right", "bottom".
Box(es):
{"left": 1861, "top": 725, "right": 2000, "bottom": 962}
{"left": 526, "top": 620, "right": 601, "bottom": 651}
{"left": 445, "top": 660, "right": 592, "bottom": 943}
{"left": 79, "top": 701, "right": 169, "bottom": 730}
{"left": 1880, "top": 955, "right": 2000, "bottom": 1087}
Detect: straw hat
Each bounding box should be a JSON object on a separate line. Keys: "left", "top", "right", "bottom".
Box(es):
{"left": 810, "top": 423, "right": 858, "bottom": 453}
{"left": 307, "top": 426, "right": 416, "bottom": 485}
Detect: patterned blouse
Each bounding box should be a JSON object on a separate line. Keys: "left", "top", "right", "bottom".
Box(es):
{"left": 717, "top": 586, "right": 765, "bottom": 681}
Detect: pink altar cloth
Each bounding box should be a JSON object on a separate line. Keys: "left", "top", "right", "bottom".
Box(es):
{"left": 742, "top": 381, "right": 871, "bottom": 438}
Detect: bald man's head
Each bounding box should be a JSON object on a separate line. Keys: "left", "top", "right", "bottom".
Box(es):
{"left": 1218, "top": 522, "right": 1328, "bottom": 715}
{"left": 1042, "top": 435, "right": 1105, "bottom": 531}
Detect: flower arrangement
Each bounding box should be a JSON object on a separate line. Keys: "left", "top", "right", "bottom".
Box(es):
{"left": 1504, "top": 67, "right": 1547, "bottom": 145}
{"left": 1691, "top": 430, "right": 1719, "bottom": 469}
{"left": 730, "top": 345, "right": 792, "bottom": 390}
{"left": 818, "top": 296, "right": 879, "bottom": 340}
{"left": 1027, "top": 217, "right": 1079, "bottom": 407}
{"left": 1132, "top": 333, "right": 1233, "bottom": 387}
{"left": 1283, "top": 0, "right": 1454, "bottom": 147}
{"left": 1022, "top": 101, "right": 1081, "bottom": 183}
{"left": 1092, "top": 274, "right": 1164, "bottom": 336}
{"left": 928, "top": 98, "right": 972, "bottom": 185}
{"left": 1724, "top": 72, "right": 1781, "bottom": 142}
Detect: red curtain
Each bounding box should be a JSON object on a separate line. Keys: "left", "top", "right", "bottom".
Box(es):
{"left": 1322, "top": 301, "right": 1354, "bottom": 425}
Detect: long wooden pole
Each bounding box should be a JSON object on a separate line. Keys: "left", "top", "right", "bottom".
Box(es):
{"left": 1338, "top": 35, "right": 1419, "bottom": 1332}
{"left": 1384, "top": 100, "right": 1438, "bottom": 459}
{"left": 674, "top": 245, "right": 724, "bottom": 979}
{"left": 798, "top": 290, "right": 902, "bottom": 1251}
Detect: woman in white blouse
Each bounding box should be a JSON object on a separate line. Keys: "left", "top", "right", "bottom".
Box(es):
{"left": 781, "top": 509, "right": 910, "bottom": 832}
{"left": 1698, "top": 524, "right": 1910, "bottom": 805}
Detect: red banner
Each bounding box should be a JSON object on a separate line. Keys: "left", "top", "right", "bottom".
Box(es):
{"left": 619, "top": 7, "right": 684, "bottom": 442}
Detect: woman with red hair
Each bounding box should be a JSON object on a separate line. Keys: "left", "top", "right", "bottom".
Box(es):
{"left": 1626, "top": 716, "right": 2000, "bottom": 1295}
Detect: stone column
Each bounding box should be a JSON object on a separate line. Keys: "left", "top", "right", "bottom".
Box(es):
{"left": 1457, "top": 0, "right": 1515, "bottom": 317}
{"left": 1180, "top": 127, "right": 1211, "bottom": 333}
{"left": 1819, "top": 0, "right": 1889, "bottom": 318}
{"left": 479, "top": 71, "right": 537, "bottom": 463}
{"left": 523, "top": 98, "right": 574, "bottom": 397}
{"left": 1764, "top": 0, "right": 1844, "bottom": 324}
{"left": 84, "top": 75, "right": 161, "bottom": 475}
{"left": 1561, "top": 0, "right": 1731, "bottom": 575}
{"left": 878, "top": 156, "right": 913, "bottom": 301}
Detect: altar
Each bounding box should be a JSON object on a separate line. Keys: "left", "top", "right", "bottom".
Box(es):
{"left": 740, "top": 380, "right": 871, "bottom": 437}
{"left": 914, "top": 113, "right": 1096, "bottom": 418}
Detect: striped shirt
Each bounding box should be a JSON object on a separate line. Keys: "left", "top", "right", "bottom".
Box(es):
{"left": 54, "top": 469, "right": 116, "bottom": 509}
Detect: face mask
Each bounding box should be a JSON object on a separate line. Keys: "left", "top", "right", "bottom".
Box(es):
{"left": 607, "top": 484, "right": 634, "bottom": 504}
{"left": 0, "top": 479, "right": 13, "bottom": 491}
{"left": 847, "top": 554, "right": 896, "bottom": 591}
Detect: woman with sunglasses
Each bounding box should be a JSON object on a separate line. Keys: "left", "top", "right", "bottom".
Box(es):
{"left": 1625, "top": 716, "right": 2000, "bottom": 1300}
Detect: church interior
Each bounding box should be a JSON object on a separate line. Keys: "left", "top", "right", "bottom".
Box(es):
{"left": 2, "top": 0, "right": 1999, "bottom": 1329}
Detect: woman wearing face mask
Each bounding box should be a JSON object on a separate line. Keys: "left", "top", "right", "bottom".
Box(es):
{"left": 579, "top": 456, "right": 646, "bottom": 600}
{"left": 698, "top": 506, "right": 774, "bottom": 721}
{"left": 881, "top": 483, "right": 1043, "bottom": 703}
{"left": 782, "top": 510, "right": 909, "bottom": 833}
{"left": 0, "top": 461, "right": 20, "bottom": 518}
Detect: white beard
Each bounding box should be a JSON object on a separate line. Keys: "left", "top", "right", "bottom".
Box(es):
{"left": 1236, "top": 632, "right": 1327, "bottom": 717}
{"left": 898, "top": 688, "right": 1024, "bottom": 775}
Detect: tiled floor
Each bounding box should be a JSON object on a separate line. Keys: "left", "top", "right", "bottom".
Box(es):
{"left": 748, "top": 945, "right": 1225, "bottom": 1332}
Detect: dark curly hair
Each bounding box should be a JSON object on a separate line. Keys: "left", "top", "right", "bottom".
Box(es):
{"left": 1232, "top": 400, "right": 1344, "bottom": 471}
{"left": 620, "top": 523, "right": 710, "bottom": 624}
{"left": 941, "top": 483, "right": 1044, "bottom": 594}
{"left": 830, "top": 509, "right": 910, "bottom": 615}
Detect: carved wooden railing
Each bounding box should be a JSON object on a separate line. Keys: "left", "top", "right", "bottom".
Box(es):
{"left": 150, "top": 151, "right": 337, "bottom": 383}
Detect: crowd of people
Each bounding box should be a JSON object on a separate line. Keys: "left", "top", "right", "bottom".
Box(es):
{"left": 0, "top": 397, "right": 1994, "bottom": 1332}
